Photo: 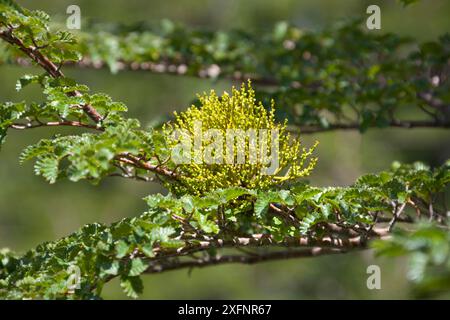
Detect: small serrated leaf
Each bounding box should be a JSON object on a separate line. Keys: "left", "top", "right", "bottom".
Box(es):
{"left": 120, "top": 276, "right": 143, "bottom": 299}
{"left": 129, "top": 258, "right": 147, "bottom": 277}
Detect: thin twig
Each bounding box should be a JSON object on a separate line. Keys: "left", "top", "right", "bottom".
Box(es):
{"left": 10, "top": 120, "right": 102, "bottom": 131}
{"left": 389, "top": 202, "right": 408, "bottom": 232}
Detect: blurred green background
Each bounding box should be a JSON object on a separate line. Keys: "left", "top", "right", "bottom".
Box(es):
{"left": 1, "top": 0, "right": 450, "bottom": 299}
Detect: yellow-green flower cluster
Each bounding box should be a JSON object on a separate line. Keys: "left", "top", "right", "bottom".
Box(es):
{"left": 163, "top": 82, "right": 318, "bottom": 195}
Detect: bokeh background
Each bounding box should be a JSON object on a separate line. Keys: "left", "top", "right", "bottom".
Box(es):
{"left": 1, "top": 0, "right": 450, "bottom": 299}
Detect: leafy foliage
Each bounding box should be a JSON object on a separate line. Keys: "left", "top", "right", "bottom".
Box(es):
{"left": 398, "top": 0, "right": 421, "bottom": 7}
{"left": 0, "top": 161, "right": 448, "bottom": 299}
{"left": 78, "top": 22, "right": 447, "bottom": 132}
{"left": 0, "top": 74, "right": 168, "bottom": 184}
{"left": 374, "top": 222, "right": 450, "bottom": 298}
{"left": 0, "top": 0, "right": 81, "bottom": 64}
{"left": 2, "top": 13, "right": 448, "bottom": 133}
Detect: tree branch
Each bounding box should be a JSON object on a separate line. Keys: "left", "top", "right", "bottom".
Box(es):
{"left": 417, "top": 92, "right": 450, "bottom": 112}
{"left": 10, "top": 120, "right": 102, "bottom": 131}
{"left": 0, "top": 27, "right": 103, "bottom": 123}
{"left": 0, "top": 26, "right": 182, "bottom": 181}
{"left": 6, "top": 46, "right": 449, "bottom": 134}
{"left": 144, "top": 247, "right": 348, "bottom": 274}
{"left": 142, "top": 228, "right": 391, "bottom": 275}
{"left": 269, "top": 203, "right": 300, "bottom": 227}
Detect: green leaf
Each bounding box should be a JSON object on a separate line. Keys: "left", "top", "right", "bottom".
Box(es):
{"left": 99, "top": 260, "right": 120, "bottom": 277}
{"left": 216, "top": 187, "right": 254, "bottom": 203}
{"left": 34, "top": 157, "right": 59, "bottom": 184}
{"left": 129, "top": 258, "right": 147, "bottom": 277}
{"left": 115, "top": 240, "right": 129, "bottom": 259}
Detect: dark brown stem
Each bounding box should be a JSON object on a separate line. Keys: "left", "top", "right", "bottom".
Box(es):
{"left": 269, "top": 203, "right": 300, "bottom": 227}
{"left": 0, "top": 26, "right": 182, "bottom": 181}
{"left": 144, "top": 247, "right": 347, "bottom": 274}
{"left": 117, "top": 153, "right": 179, "bottom": 180}
{"left": 143, "top": 227, "right": 391, "bottom": 275}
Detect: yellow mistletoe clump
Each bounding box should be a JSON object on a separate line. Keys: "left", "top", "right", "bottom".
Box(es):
{"left": 163, "top": 82, "right": 318, "bottom": 195}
